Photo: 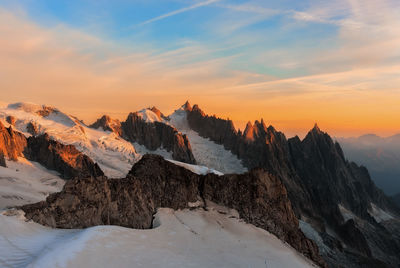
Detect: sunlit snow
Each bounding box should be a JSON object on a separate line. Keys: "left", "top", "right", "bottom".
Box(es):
{"left": 0, "top": 205, "right": 316, "bottom": 268}
{"left": 0, "top": 102, "right": 139, "bottom": 178}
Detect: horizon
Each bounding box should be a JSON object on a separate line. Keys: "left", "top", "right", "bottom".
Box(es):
{"left": 1, "top": 0, "right": 400, "bottom": 137}
{"left": 1, "top": 99, "right": 399, "bottom": 139}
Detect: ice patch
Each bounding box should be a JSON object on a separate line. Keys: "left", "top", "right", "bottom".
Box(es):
{"left": 133, "top": 142, "right": 173, "bottom": 160}
{"left": 136, "top": 108, "right": 163, "bottom": 123}
{"left": 368, "top": 203, "right": 394, "bottom": 223}
{"left": 338, "top": 204, "right": 356, "bottom": 222}
{"left": 299, "top": 220, "right": 330, "bottom": 255}
{"left": 168, "top": 107, "right": 247, "bottom": 174}
{"left": 167, "top": 159, "right": 223, "bottom": 176}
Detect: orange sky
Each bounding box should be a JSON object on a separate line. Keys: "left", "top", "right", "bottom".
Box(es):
{"left": 1, "top": 4, "right": 400, "bottom": 138}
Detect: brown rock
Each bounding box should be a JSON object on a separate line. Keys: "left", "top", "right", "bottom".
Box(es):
{"left": 0, "top": 121, "right": 104, "bottom": 179}
{"left": 121, "top": 112, "right": 196, "bottom": 164}
{"left": 89, "top": 111, "right": 196, "bottom": 164}
{"left": 185, "top": 103, "right": 400, "bottom": 267}
{"left": 21, "top": 154, "right": 326, "bottom": 267}
{"left": 24, "top": 133, "right": 104, "bottom": 179}
{"left": 89, "top": 115, "right": 122, "bottom": 136}
{"left": 6, "top": 116, "right": 16, "bottom": 126}
{"left": 26, "top": 121, "right": 39, "bottom": 136}
{"left": 0, "top": 121, "right": 27, "bottom": 161}
{"left": 0, "top": 151, "right": 6, "bottom": 167}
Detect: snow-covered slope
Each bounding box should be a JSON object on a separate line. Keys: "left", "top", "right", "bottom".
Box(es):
{"left": 0, "top": 158, "right": 64, "bottom": 210}
{"left": 368, "top": 203, "right": 394, "bottom": 223}
{"left": 136, "top": 108, "right": 164, "bottom": 123}
{"left": 0, "top": 205, "right": 316, "bottom": 268}
{"left": 168, "top": 106, "right": 247, "bottom": 174}
{"left": 167, "top": 159, "right": 223, "bottom": 176}
{"left": 0, "top": 102, "right": 139, "bottom": 177}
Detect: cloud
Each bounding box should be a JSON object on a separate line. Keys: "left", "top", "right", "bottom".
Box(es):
{"left": 1, "top": 1, "right": 400, "bottom": 137}
{"left": 138, "top": 0, "right": 220, "bottom": 26}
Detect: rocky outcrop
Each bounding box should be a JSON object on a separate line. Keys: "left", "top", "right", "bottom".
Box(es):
{"left": 89, "top": 115, "right": 123, "bottom": 136}
{"left": 185, "top": 103, "right": 400, "bottom": 267}
{"left": 121, "top": 112, "right": 196, "bottom": 164}
{"left": 0, "top": 121, "right": 27, "bottom": 161}
{"left": 36, "top": 105, "right": 57, "bottom": 117}
{"left": 24, "top": 134, "right": 104, "bottom": 179}
{"left": 0, "top": 151, "right": 6, "bottom": 167}
{"left": 149, "top": 106, "right": 167, "bottom": 120}
{"left": 0, "top": 121, "right": 103, "bottom": 179}
{"left": 26, "top": 121, "right": 39, "bottom": 136}
{"left": 202, "top": 168, "right": 325, "bottom": 267}
{"left": 6, "top": 116, "right": 16, "bottom": 126}
{"left": 90, "top": 110, "right": 196, "bottom": 164}
{"left": 21, "top": 154, "right": 326, "bottom": 267}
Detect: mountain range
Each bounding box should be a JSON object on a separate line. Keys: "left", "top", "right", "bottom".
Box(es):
{"left": 0, "top": 101, "right": 399, "bottom": 268}
{"left": 337, "top": 134, "right": 400, "bottom": 200}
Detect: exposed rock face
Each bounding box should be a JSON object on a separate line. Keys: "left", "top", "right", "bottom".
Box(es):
{"left": 36, "top": 105, "right": 57, "bottom": 117}
{"left": 26, "top": 121, "right": 39, "bottom": 136}
{"left": 185, "top": 104, "right": 400, "bottom": 267}
{"left": 21, "top": 154, "right": 326, "bottom": 267}
{"left": 0, "top": 121, "right": 104, "bottom": 179}
{"left": 149, "top": 106, "right": 167, "bottom": 120}
{"left": 89, "top": 115, "right": 123, "bottom": 136}
{"left": 25, "top": 134, "right": 104, "bottom": 179}
{"left": 0, "top": 121, "right": 27, "bottom": 161}
{"left": 89, "top": 110, "right": 196, "bottom": 164}
{"left": 202, "top": 168, "right": 325, "bottom": 267}
{"left": 6, "top": 116, "right": 16, "bottom": 126}
{"left": 121, "top": 112, "right": 196, "bottom": 164}
{"left": 0, "top": 151, "right": 6, "bottom": 167}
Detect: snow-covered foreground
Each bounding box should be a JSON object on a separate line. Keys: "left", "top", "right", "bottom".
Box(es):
{"left": 0, "top": 158, "right": 64, "bottom": 210}
{"left": 168, "top": 107, "right": 247, "bottom": 174}
{"left": 0, "top": 205, "right": 316, "bottom": 268}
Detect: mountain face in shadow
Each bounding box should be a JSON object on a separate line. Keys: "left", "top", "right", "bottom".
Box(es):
{"left": 185, "top": 103, "right": 400, "bottom": 268}
{"left": 337, "top": 134, "right": 400, "bottom": 196}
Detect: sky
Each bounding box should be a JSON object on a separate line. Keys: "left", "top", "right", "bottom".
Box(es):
{"left": 0, "top": 0, "right": 399, "bottom": 137}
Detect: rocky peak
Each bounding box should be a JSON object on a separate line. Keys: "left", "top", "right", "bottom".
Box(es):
{"left": 6, "top": 116, "right": 16, "bottom": 126}
{"left": 243, "top": 121, "right": 256, "bottom": 141}
{"left": 36, "top": 105, "right": 58, "bottom": 117}
{"left": 89, "top": 115, "right": 122, "bottom": 136}
{"left": 182, "top": 100, "right": 192, "bottom": 111}
{"left": 149, "top": 106, "right": 165, "bottom": 120}
{"left": 184, "top": 104, "right": 400, "bottom": 267}
{"left": 0, "top": 121, "right": 27, "bottom": 161}
{"left": 121, "top": 113, "right": 196, "bottom": 164}
{"left": 191, "top": 104, "right": 206, "bottom": 116}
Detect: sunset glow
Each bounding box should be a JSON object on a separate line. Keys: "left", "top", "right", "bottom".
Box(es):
{"left": 1, "top": 0, "right": 400, "bottom": 137}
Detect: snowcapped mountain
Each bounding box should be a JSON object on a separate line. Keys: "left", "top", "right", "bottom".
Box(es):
{"left": 0, "top": 100, "right": 399, "bottom": 268}
{"left": 0, "top": 102, "right": 139, "bottom": 178}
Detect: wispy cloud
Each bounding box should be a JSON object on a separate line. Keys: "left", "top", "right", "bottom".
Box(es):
{"left": 138, "top": 0, "right": 219, "bottom": 26}
{"left": 1, "top": 1, "right": 400, "bottom": 136}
